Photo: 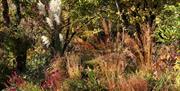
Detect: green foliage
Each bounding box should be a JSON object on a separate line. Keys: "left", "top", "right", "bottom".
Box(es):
{"left": 144, "top": 73, "right": 157, "bottom": 91}
{"left": 85, "top": 69, "right": 101, "bottom": 90}
{"left": 155, "top": 3, "right": 180, "bottom": 44}
{"left": 142, "top": 70, "right": 177, "bottom": 91}
{"left": 63, "top": 79, "right": 87, "bottom": 91}
{"left": 18, "top": 82, "right": 42, "bottom": 91}
{"left": 174, "top": 58, "right": 180, "bottom": 89}
{"left": 63, "top": 69, "right": 105, "bottom": 91}
{"left": 2, "top": 82, "right": 42, "bottom": 91}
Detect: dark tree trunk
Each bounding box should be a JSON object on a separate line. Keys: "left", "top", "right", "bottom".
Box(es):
{"left": 52, "top": 29, "right": 62, "bottom": 55}
{"left": 14, "top": 0, "right": 21, "bottom": 25}
{"left": 16, "top": 53, "right": 27, "bottom": 72}
{"left": 61, "top": 18, "right": 70, "bottom": 56}
{"left": 51, "top": 19, "right": 62, "bottom": 55}
{"left": 15, "top": 38, "right": 34, "bottom": 72}
{"left": 2, "top": 0, "right": 10, "bottom": 27}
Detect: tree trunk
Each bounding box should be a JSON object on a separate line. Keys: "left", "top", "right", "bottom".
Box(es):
{"left": 16, "top": 53, "right": 27, "bottom": 72}
{"left": 14, "top": 0, "right": 21, "bottom": 25}
{"left": 2, "top": 0, "right": 10, "bottom": 27}
{"left": 15, "top": 38, "right": 33, "bottom": 72}
{"left": 51, "top": 28, "right": 62, "bottom": 55}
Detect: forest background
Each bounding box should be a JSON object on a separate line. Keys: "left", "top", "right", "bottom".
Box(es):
{"left": 0, "top": 0, "right": 180, "bottom": 91}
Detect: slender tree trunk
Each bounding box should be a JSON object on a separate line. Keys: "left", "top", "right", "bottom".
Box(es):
{"left": 14, "top": 0, "right": 21, "bottom": 25}
{"left": 2, "top": 0, "right": 10, "bottom": 27}
{"left": 52, "top": 29, "right": 62, "bottom": 55}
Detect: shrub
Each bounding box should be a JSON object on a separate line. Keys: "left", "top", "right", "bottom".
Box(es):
{"left": 155, "top": 3, "right": 180, "bottom": 44}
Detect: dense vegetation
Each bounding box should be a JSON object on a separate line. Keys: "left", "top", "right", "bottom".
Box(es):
{"left": 0, "top": 0, "right": 179, "bottom": 91}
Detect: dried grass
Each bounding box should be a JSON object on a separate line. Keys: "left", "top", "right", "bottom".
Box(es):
{"left": 123, "top": 23, "right": 154, "bottom": 69}
{"left": 119, "top": 76, "right": 148, "bottom": 91}
{"left": 66, "top": 54, "right": 82, "bottom": 79}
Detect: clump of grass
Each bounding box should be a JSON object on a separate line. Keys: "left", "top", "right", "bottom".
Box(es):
{"left": 119, "top": 76, "right": 148, "bottom": 91}
{"left": 84, "top": 53, "right": 126, "bottom": 90}
{"left": 66, "top": 54, "right": 82, "bottom": 79}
